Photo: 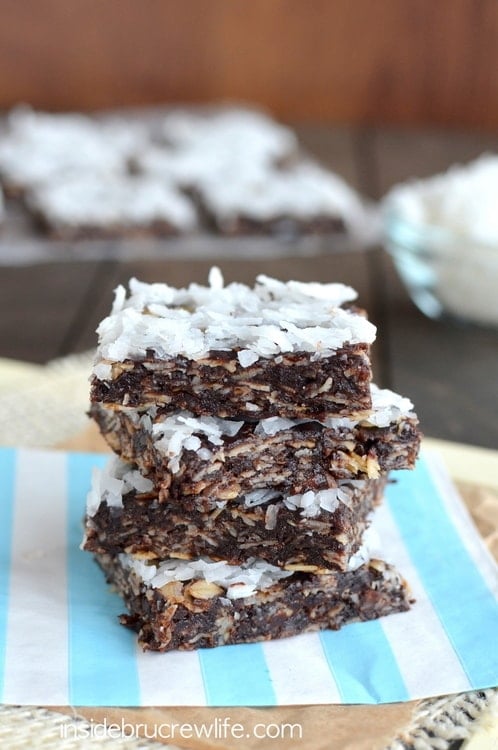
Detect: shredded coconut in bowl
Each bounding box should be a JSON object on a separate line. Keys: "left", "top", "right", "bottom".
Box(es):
{"left": 93, "top": 267, "right": 376, "bottom": 377}
{"left": 383, "top": 155, "right": 498, "bottom": 327}
{"left": 384, "top": 154, "right": 498, "bottom": 245}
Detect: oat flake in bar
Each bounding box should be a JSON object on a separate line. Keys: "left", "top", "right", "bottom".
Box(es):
{"left": 91, "top": 269, "right": 376, "bottom": 419}
{"left": 83, "top": 456, "right": 387, "bottom": 571}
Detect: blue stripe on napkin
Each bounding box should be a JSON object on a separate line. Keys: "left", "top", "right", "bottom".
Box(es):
{"left": 320, "top": 620, "right": 409, "bottom": 703}
{"left": 386, "top": 459, "right": 498, "bottom": 688}
{"left": 199, "top": 642, "right": 277, "bottom": 706}
{"left": 0, "top": 449, "right": 16, "bottom": 700}
{"left": 67, "top": 452, "right": 142, "bottom": 706}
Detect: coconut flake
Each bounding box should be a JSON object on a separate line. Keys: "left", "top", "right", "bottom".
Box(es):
{"left": 244, "top": 488, "right": 281, "bottom": 508}
{"left": 93, "top": 362, "right": 112, "bottom": 380}
{"left": 347, "top": 522, "right": 383, "bottom": 571}
{"left": 237, "top": 349, "right": 260, "bottom": 367}
{"left": 197, "top": 447, "right": 214, "bottom": 461}
{"left": 208, "top": 265, "right": 224, "bottom": 289}
{"left": 86, "top": 457, "right": 154, "bottom": 517}
{"left": 125, "top": 469, "right": 154, "bottom": 494}
{"left": 283, "top": 488, "right": 341, "bottom": 518}
{"left": 255, "top": 416, "right": 300, "bottom": 436}
{"left": 121, "top": 554, "right": 293, "bottom": 600}
{"left": 151, "top": 412, "right": 243, "bottom": 472}
{"left": 362, "top": 384, "right": 414, "bottom": 427}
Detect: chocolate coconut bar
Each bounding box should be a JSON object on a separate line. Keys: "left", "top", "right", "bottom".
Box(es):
{"left": 91, "top": 270, "right": 376, "bottom": 419}
{"left": 95, "top": 549, "right": 412, "bottom": 652}
{"left": 0, "top": 107, "right": 147, "bottom": 195}
{"left": 27, "top": 173, "right": 198, "bottom": 240}
{"left": 192, "top": 162, "right": 366, "bottom": 238}
{"left": 90, "top": 385, "right": 420, "bottom": 511}
{"left": 83, "top": 456, "right": 386, "bottom": 570}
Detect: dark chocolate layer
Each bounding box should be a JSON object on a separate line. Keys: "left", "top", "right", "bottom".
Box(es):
{"left": 84, "top": 477, "right": 386, "bottom": 570}
{"left": 95, "top": 552, "right": 412, "bottom": 652}
{"left": 91, "top": 346, "right": 373, "bottom": 420}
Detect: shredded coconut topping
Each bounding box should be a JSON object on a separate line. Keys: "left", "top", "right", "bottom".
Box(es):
{"left": 86, "top": 456, "right": 154, "bottom": 516}
{"left": 359, "top": 384, "right": 414, "bottom": 427}
{"left": 137, "top": 131, "right": 293, "bottom": 191}
{"left": 317, "top": 384, "right": 414, "bottom": 430}
{"left": 198, "top": 161, "right": 367, "bottom": 226}
{"left": 93, "top": 269, "right": 375, "bottom": 375}
{"left": 27, "top": 173, "right": 197, "bottom": 231}
{"left": 121, "top": 553, "right": 293, "bottom": 600}
{"left": 159, "top": 108, "right": 298, "bottom": 164}
{"left": 0, "top": 106, "right": 147, "bottom": 189}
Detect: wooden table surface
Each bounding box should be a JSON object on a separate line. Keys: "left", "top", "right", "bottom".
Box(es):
{"left": 1, "top": 124, "right": 497, "bottom": 450}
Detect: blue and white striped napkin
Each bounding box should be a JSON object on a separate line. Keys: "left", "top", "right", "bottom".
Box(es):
{"left": 0, "top": 447, "right": 497, "bottom": 707}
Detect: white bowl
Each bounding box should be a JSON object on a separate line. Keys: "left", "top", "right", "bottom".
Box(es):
{"left": 384, "top": 208, "right": 498, "bottom": 329}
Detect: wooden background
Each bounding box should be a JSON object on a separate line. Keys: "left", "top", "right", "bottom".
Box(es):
{"left": 1, "top": 0, "right": 498, "bottom": 128}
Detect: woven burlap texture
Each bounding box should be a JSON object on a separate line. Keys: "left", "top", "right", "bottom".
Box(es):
{"left": 0, "top": 705, "right": 180, "bottom": 750}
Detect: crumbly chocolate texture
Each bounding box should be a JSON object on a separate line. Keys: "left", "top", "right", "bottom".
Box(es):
{"left": 192, "top": 192, "right": 347, "bottom": 237}
{"left": 83, "top": 477, "right": 385, "bottom": 571}
{"left": 218, "top": 215, "right": 345, "bottom": 237}
{"left": 91, "top": 346, "right": 372, "bottom": 420}
{"left": 90, "top": 402, "right": 419, "bottom": 510}
{"left": 95, "top": 553, "right": 412, "bottom": 652}
{"left": 32, "top": 214, "right": 187, "bottom": 241}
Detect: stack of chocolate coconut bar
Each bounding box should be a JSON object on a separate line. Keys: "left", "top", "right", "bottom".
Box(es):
{"left": 83, "top": 269, "right": 421, "bottom": 652}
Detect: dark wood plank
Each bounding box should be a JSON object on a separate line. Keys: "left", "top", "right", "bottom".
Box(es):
{"left": 2, "top": 1, "right": 498, "bottom": 128}
{"left": 371, "top": 126, "right": 498, "bottom": 198}
{"left": 292, "top": 124, "right": 362, "bottom": 190}
{"left": 380, "top": 253, "right": 498, "bottom": 449}
{"left": 0, "top": 261, "right": 106, "bottom": 363}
